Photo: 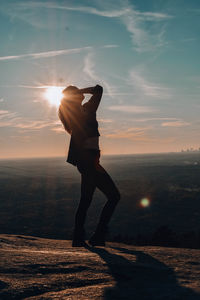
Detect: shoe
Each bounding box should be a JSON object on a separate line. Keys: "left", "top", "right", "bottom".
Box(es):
{"left": 72, "top": 239, "right": 88, "bottom": 247}
{"left": 72, "top": 227, "right": 86, "bottom": 247}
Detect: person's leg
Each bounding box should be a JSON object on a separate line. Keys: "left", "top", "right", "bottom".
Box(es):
{"left": 89, "top": 164, "right": 120, "bottom": 245}
{"left": 73, "top": 150, "right": 99, "bottom": 246}
{"left": 96, "top": 165, "right": 120, "bottom": 230}
{"left": 73, "top": 173, "right": 96, "bottom": 246}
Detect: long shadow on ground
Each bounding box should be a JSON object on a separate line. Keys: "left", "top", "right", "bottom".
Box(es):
{"left": 87, "top": 245, "right": 200, "bottom": 300}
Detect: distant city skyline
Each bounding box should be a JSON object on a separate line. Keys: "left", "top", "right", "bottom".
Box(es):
{"left": 0, "top": 0, "right": 200, "bottom": 158}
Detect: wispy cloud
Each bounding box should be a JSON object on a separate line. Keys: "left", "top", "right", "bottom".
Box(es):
{"left": 135, "top": 11, "right": 172, "bottom": 20}
{"left": 17, "top": 85, "right": 50, "bottom": 89}
{"left": 101, "top": 45, "right": 119, "bottom": 49}
{"left": 14, "top": 120, "right": 53, "bottom": 130}
{"left": 0, "top": 109, "right": 58, "bottom": 131}
{"left": 2, "top": 1, "right": 172, "bottom": 52}
{"left": 99, "top": 118, "right": 113, "bottom": 123}
{"left": 83, "top": 51, "right": 116, "bottom": 97}
{"left": 83, "top": 52, "right": 98, "bottom": 81}
{"left": 16, "top": 2, "right": 131, "bottom": 18}
{"left": 135, "top": 117, "right": 178, "bottom": 122}
{"left": 104, "top": 126, "right": 177, "bottom": 144}
{"left": 64, "top": 0, "right": 172, "bottom": 52}
{"left": 0, "top": 117, "right": 53, "bottom": 130}
{"left": 0, "top": 110, "right": 9, "bottom": 115}
{"left": 51, "top": 126, "right": 65, "bottom": 133}
{"left": 1, "top": 1, "right": 128, "bottom": 29}
{"left": 162, "top": 120, "right": 190, "bottom": 127}
{"left": 16, "top": 1, "right": 172, "bottom": 21}
{"left": 129, "top": 70, "right": 171, "bottom": 99}
{"left": 108, "top": 105, "right": 157, "bottom": 113}
{"left": 0, "top": 47, "right": 92, "bottom": 62}
{"left": 107, "top": 0, "right": 171, "bottom": 52}
{"left": 0, "top": 44, "right": 117, "bottom": 64}
{"left": 0, "top": 1, "right": 68, "bottom": 29}
{"left": 104, "top": 127, "right": 151, "bottom": 141}
{"left": 0, "top": 110, "right": 17, "bottom": 121}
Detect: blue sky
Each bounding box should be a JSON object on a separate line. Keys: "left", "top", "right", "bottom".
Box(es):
{"left": 0, "top": 0, "right": 200, "bottom": 158}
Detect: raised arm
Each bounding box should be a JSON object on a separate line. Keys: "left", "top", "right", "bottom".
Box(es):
{"left": 79, "top": 85, "right": 102, "bottom": 95}
{"left": 79, "top": 85, "right": 103, "bottom": 112}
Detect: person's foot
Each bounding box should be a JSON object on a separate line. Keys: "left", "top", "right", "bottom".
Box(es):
{"left": 72, "top": 227, "right": 86, "bottom": 247}
{"left": 72, "top": 239, "right": 88, "bottom": 247}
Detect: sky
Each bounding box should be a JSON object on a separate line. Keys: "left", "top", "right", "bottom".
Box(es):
{"left": 0, "top": 0, "right": 200, "bottom": 158}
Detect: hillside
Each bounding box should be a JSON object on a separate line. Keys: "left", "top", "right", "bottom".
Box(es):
{"left": 0, "top": 234, "right": 200, "bottom": 299}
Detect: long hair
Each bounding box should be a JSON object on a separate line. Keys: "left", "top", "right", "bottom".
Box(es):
{"left": 58, "top": 101, "right": 72, "bottom": 134}
{"left": 58, "top": 85, "right": 80, "bottom": 135}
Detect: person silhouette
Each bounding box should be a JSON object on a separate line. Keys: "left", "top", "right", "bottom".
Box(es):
{"left": 58, "top": 85, "right": 120, "bottom": 247}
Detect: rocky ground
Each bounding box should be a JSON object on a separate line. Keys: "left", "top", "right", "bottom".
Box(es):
{"left": 0, "top": 234, "right": 200, "bottom": 299}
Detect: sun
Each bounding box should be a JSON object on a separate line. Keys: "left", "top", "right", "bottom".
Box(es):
{"left": 44, "top": 86, "right": 64, "bottom": 107}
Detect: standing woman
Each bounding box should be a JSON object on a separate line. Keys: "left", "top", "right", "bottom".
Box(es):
{"left": 58, "top": 84, "right": 120, "bottom": 247}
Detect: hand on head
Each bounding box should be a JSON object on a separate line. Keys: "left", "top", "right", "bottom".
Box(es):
{"left": 62, "top": 85, "right": 84, "bottom": 103}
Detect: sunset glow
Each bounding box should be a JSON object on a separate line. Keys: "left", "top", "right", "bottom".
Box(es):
{"left": 0, "top": 0, "right": 200, "bottom": 158}
{"left": 44, "top": 86, "right": 64, "bottom": 107}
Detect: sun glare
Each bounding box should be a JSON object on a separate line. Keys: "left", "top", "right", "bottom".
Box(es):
{"left": 44, "top": 86, "right": 64, "bottom": 107}
{"left": 140, "top": 198, "right": 150, "bottom": 208}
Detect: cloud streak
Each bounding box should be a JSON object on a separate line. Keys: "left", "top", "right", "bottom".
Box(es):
{"left": 0, "top": 117, "right": 50, "bottom": 130}
{"left": 18, "top": 1, "right": 172, "bottom": 20}
{"left": 162, "top": 120, "right": 190, "bottom": 127}
{"left": 16, "top": 2, "right": 132, "bottom": 18}
{"left": 129, "top": 70, "right": 171, "bottom": 99}
{"left": 14, "top": 120, "right": 54, "bottom": 130}
{"left": 108, "top": 105, "right": 157, "bottom": 113}
{"left": 83, "top": 51, "right": 116, "bottom": 97}
{"left": 0, "top": 110, "right": 17, "bottom": 121}
{"left": 99, "top": 119, "right": 113, "bottom": 123}
{"left": 104, "top": 127, "right": 151, "bottom": 141}
{"left": 0, "top": 47, "right": 92, "bottom": 62}
{"left": 0, "top": 109, "right": 59, "bottom": 131}
{"left": 0, "top": 44, "right": 117, "bottom": 62}
{"left": 0, "top": 110, "right": 9, "bottom": 115}
{"left": 101, "top": 0, "right": 172, "bottom": 52}
{"left": 51, "top": 126, "right": 65, "bottom": 133}
{"left": 135, "top": 117, "right": 179, "bottom": 122}
{"left": 3, "top": 1, "right": 172, "bottom": 52}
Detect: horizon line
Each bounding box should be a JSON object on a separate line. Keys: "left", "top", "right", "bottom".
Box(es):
{"left": 0, "top": 150, "right": 199, "bottom": 161}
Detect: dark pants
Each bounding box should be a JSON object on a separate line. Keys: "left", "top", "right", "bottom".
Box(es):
{"left": 74, "top": 150, "right": 120, "bottom": 239}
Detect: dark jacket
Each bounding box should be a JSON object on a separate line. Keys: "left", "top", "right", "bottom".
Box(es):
{"left": 59, "top": 85, "right": 103, "bottom": 166}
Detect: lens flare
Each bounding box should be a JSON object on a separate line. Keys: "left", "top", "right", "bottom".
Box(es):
{"left": 44, "top": 86, "right": 64, "bottom": 107}
{"left": 140, "top": 198, "right": 150, "bottom": 208}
